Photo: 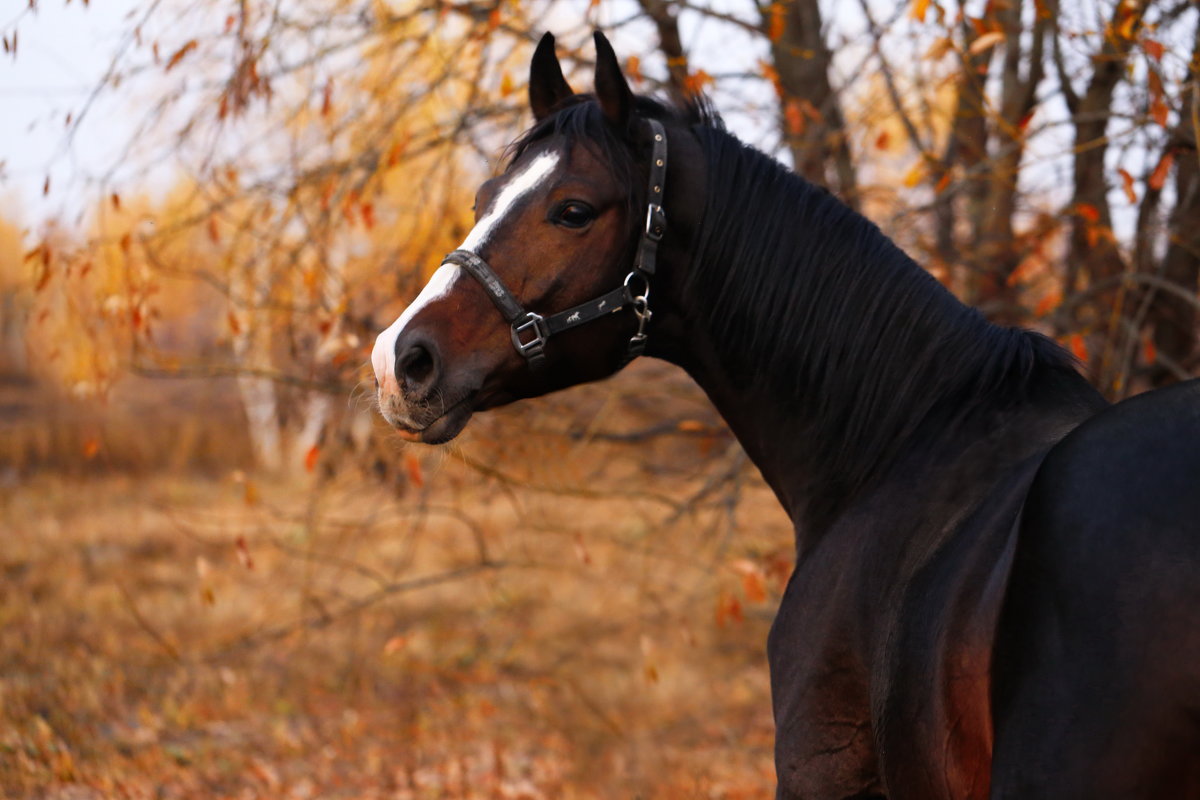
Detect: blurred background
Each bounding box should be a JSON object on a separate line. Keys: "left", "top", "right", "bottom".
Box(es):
{"left": 1, "top": 0, "right": 1197, "bottom": 797}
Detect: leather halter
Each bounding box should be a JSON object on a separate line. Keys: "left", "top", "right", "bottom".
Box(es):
{"left": 440, "top": 118, "right": 668, "bottom": 372}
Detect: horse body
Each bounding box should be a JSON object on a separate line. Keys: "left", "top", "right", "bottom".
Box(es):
{"left": 371, "top": 32, "right": 1200, "bottom": 798}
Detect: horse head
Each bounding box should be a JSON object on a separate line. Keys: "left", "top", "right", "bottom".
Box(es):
{"left": 371, "top": 32, "right": 701, "bottom": 443}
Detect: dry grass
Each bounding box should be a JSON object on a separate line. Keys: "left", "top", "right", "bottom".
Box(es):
{"left": 1, "top": 370, "right": 793, "bottom": 799}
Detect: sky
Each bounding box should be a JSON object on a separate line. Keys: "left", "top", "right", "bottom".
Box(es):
{"left": 0, "top": 0, "right": 141, "bottom": 228}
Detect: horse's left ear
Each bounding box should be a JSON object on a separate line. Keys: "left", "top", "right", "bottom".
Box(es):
{"left": 593, "top": 31, "right": 633, "bottom": 129}
{"left": 530, "top": 32, "right": 574, "bottom": 122}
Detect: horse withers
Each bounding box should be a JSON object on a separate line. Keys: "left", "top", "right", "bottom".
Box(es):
{"left": 371, "top": 31, "right": 1200, "bottom": 799}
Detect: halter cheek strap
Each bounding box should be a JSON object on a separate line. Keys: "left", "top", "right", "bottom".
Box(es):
{"left": 442, "top": 118, "right": 669, "bottom": 372}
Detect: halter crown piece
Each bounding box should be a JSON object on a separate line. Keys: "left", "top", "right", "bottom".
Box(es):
{"left": 441, "top": 118, "right": 669, "bottom": 372}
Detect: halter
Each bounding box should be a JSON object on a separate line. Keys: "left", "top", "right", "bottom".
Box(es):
{"left": 440, "top": 118, "right": 668, "bottom": 372}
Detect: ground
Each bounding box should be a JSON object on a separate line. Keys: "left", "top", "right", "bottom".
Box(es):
{"left": 1, "top": 400, "right": 791, "bottom": 799}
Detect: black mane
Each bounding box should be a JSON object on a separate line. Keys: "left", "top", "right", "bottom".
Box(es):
{"left": 512, "top": 93, "right": 1080, "bottom": 505}
{"left": 685, "top": 123, "right": 1081, "bottom": 503}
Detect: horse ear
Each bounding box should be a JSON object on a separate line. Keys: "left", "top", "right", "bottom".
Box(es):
{"left": 593, "top": 31, "right": 632, "bottom": 129}
{"left": 529, "top": 32, "right": 573, "bottom": 122}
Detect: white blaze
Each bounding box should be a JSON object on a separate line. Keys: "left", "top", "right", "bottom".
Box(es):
{"left": 372, "top": 150, "right": 561, "bottom": 392}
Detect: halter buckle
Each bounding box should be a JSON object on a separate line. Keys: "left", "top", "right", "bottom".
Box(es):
{"left": 510, "top": 312, "right": 547, "bottom": 359}
{"left": 644, "top": 204, "right": 666, "bottom": 242}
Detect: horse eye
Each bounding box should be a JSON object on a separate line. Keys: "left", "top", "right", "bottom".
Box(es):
{"left": 554, "top": 201, "right": 595, "bottom": 229}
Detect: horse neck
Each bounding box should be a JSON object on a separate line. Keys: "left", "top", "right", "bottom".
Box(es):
{"left": 653, "top": 126, "right": 1092, "bottom": 541}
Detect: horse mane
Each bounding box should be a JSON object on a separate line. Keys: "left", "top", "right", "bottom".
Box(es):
{"left": 509, "top": 92, "right": 1078, "bottom": 505}
{"left": 683, "top": 120, "right": 1079, "bottom": 503}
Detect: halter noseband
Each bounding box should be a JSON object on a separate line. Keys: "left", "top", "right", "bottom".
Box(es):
{"left": 441, "top": 118, "right": 668, "bottom": 372}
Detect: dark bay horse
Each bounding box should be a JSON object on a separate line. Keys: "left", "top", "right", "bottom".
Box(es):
{"left": 371, "top": 32, "right": 1200, "bottom": 799}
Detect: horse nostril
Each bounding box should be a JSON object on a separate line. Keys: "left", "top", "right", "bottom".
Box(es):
{"left": 397, "top": 341, "right": 438, "bottom": 395}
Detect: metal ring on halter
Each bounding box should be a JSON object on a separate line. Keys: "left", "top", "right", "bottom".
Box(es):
{"left": 624, "top": 270, "right": 651, "bottom": 305}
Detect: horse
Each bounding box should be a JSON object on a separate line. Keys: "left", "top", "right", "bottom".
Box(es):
{"left": 370, "top": 31, "right": 1200, "bottom": 799}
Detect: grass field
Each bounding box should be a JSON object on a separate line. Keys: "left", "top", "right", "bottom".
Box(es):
{"left": 1, "top": 382, "right": 792, "bottom": 799}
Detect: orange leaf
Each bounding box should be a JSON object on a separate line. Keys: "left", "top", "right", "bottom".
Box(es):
{"left": 165, "top": 39, "right": 197, "bottom": 72}
{"left": 304, "top": 445, "right": 320, "bottom": 473}
{"left": 1150, "top": 96, "right": 1169, "bottom": 127}
{"left": 1068, "top": 333, "right": 1089, "bottom": 363}
{"left": 903, "top": 160, "right": 926, "bottom": 188}
{"left": 933, "top": 168, "right": 953, "bottom": 195}
{"left": 82, "top": 437, "right": 101, "bottom": 460}
{"left": 404, "top": 452, "right": 423, "bottom": 488}
{"left": 227, "top": 311, "right": 241, "bottom": 335}
{"left": 626, "top": 55, "right": 642, "bottom": 85}
{"left": 968, "top": 31, "right": 1005, "bottom": 56}
{"left": 716, "top": 590, "right": 743, "bottom": 627}
{"left": 732, "top": 560, "right": 768, "bottom": 604}
{"left": 1034, "top": 287, "right": 1062, "bottom": 317}
{"left": 235, "top": 535, "right": 254, "bottom": 570}
{"left": 499, "top": 70, "right": 514, "bottom": 97}
{"left": 684, "top": 69, "right": 714, "bottom": 96}
{"left": 874, "top": 130, "right": 891, "bottom": 150}
{"left": 767, "top": 3, "right": 785, "bottom": 42}
{"left": 925, "top": 36, "right": 954, "bottom": 60}
{"left": 1143, "top": 333, "right": 1157, "bottom": 364}
{"left": 321, "top": 79, "right": 333, "bottom": 117}
{"left": 1144, "top": 38, "right": 1164, "bottom": 61}
{"left": 382, "top": 635, "right": 408, "bottom": 655}
{"left": 784, "top": 99, "right": 805, "bottom": 136}
{"left": 110, "top": 192, "right": 121, "bottom": 211}
{"left": 910, "top": 0, "right": 931, "bottom": 22}
{"left": 574, "top": 532, "right": 593, "bottom": 566}
{"left": 1148, "top": 150, "right": 1174, "bottom": 191}
{"left": 244, "top": 480, "right": 259, "bottom": 506}
{"left": 1075, "top": 202, "right": 1100, "bottom": 224}
{"left": 360, "top": 202, "right": 375, "bottom": 230}
{"left": 207, "top": 215, "right": 220, "bottom": 243}
{"left": 1117, "top": 167, "right": 1137, "bottom": 204}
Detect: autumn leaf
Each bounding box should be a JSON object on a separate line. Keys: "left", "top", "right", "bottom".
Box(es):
{"left": 1148, "top": 150, "right": 1174, "bottom": 191}
{"left": 1035, "top": 287, "right": 1062, "bottom": 317}
{"left": 1068, "top": 333, "right": 1089, "bottom": 363}
{"left": 784, "top": 99, "right": 805, "bottom": 136}
{"left": 165, "top": 40, "right": 198, "bottom": 72}
{"left": 321, "top": 79, "right": 333, "bottom": 117}
{"left": 404, "top": 452, "right": 423, "bottom": 488}
{"left": 1075, "top": 202, "right": 1100, "bottom": 224}
{"left": 715, "top": 589, "right": 743, "bottom": 627}
{"left": 304, "top": 445, "right": 320, "bottom": 472}
{"left": 968, "top": 31, "right": 1005, "bottom": 56}
{"left": 767, "top": 3, "right": 786, "bottom": 42}
{"left": 625, "top": 55, "right": 642, "bottom": 85}
{"left": 1143, "top": 333, "right": 1157, "bottom": 364}
{"left": 925, "top": 36, "right": 954, "bottom": 61}
{"left": 903, "top": 160, "right": 926, "bottom": 188}
{"left": 910, "top": 0, "right": 931, "bottom": 23}
{"left": 1144, "top": 38, "right": 1164, "bottom": 61}
{"left": 82, "top": 437, "right": 101, "bottom": 460}
{"left": 498, "top": 70, "right": 514, "bottom": 97}
{"left": 574, "top": 532, "right": 592, "bottom": 566}
{"left": 1117, "top": 168, "right": 1137, "bottom": 204}
{"left": 684, "top": 69, "right": 714, "bottom": 96}
{"left": 874, "top": 130, "right": 891, "bottom": 150}
{"left": 235, "top": 535, "right": 254, "bottom": 570}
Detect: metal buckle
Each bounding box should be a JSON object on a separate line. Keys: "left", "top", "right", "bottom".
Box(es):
{"left": 510, "top": 312, "right": 547, "bottom": 358}
{"left": 644, "top": 204, "right": 666, "bottom": 241}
